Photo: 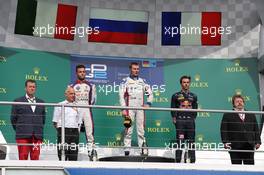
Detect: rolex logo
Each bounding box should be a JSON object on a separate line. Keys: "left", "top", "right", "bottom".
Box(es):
{"left": 33, "top": 67, "right": 40, "bottom": 75}
{"left": 0, "top": 56, "right": 6, "bottom": 62}
{"left": 155, "top": 120, "right": 161, "bottom": 127}
{"left": 148, "top": 120, "right": 170, "bottom": 133}
{"left": 197, "top": 104, "right": 210, "bottom": 117}
{"left": 194, "top": 74, "right": 200, "bottom": 81}
{"left": 190, "top": 74, "right": 208, "bottom": 88}
{"left": 153, "top": 90, "right": 168, "bottom": 103}
{"left": 225, "top": 59, "right": 248, "bottom": 72}
{"left": 197, "top": 134, "right": 204, "bottom": 142}
{"left": 228, "top": 90, "right": 250, "bottom": 102}
{"left": 0, "top": 88, "right": 7, "bottom": 94}
{"left": 235, "top": 89, "right": 242, "bottom": 95}
{"left": 26, "top": 67, "right": 48, "bottom": 81}
{"left": 234, "top": 59, "right": 240, "bottom": 66}
{"left": 115, "top": 134, "right": 122, "bottom": 141}
{"left": 0, "top": 120, "right": 6, "bottom": 126}
{"left": 155, "top": 90, "right": 160, "bottom": 96}
{"left": 42, "top": 138, "right": 49, "bottom": 144}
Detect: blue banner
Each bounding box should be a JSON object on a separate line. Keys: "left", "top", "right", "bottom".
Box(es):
{"left": 66, "top": 168, "right": 263, "bottom": 175}
{"left": 70, "top": 55, "right": 164, "bottom": 86}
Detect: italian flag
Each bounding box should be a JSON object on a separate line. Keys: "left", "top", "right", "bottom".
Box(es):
{"left": 15, "top": 0, "right": 78, "bottom": 40}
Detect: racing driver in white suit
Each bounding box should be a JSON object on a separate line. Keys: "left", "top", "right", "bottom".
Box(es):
{"left": 119, "top": 62, "right": 153, "bottom": 156}
{"left": 71, "top": 64, "right": 97, "bottom": 161}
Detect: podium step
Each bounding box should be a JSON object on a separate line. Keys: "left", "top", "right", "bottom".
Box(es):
{"left": 99, "top": 156, "right": 175, "bottom": 162}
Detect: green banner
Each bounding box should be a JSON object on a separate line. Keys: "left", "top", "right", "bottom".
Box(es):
{"left": 0, "top": 47, "right": 260, "bottom": 148}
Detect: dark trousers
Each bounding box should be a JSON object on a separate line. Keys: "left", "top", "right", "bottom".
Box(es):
{"left": 57, "top": 128, "right": 79, "bottom": 161}
{"left": 175, "top": 119, "right": 196, "bottom": 163}
{"left": 229, "top": 143, "right": 255, "bottom": 165}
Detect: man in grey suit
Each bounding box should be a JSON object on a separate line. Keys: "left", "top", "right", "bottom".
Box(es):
{"left": 11, "top": 79, "right": 46, "bottom": 160}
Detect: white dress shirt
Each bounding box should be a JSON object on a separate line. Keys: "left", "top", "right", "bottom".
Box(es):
{"left": 234, "top": 108, "right": 245, "bottom": 121}
{"left": 239, "top": 113, "right": 245, "bottom": 121}
{"left": 26, "top": 94, "right": 36, "bottom": 112}
{"left": 52, "top": 100, "right": 82, "bottom": 128}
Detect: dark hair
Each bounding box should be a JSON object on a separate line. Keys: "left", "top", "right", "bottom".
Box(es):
{"left": 76, "top": 64, "right": 86, "bottom": 72}
{"left": 129, "top": 62, "right": 139, "bottom": 69}
{"left": 25, "top": 79, "right": 36, "bottom": 87}
{"left": 232, "top": 94, "right": 245, "bottom": 106}
{"left": 180, "top": 75, "right": 191, "bottom": 84}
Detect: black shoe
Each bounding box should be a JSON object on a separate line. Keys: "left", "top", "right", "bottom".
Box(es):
{"left": 124, "top": 151, "right": 130, "bottom": 156}
{"left": 88, "top": 149, "right": 98, "bottom": 161}
{"left": 175, "top": 149, "right": 182, "bottom": 163}
{"left": 141, "top": 141, "right": 148, "bottom": 156}
{"left": 80, "top": 122, "right": 85, "bottom": 132}
{"left": 141, "top": 148, "right": 148, "bottom": 156}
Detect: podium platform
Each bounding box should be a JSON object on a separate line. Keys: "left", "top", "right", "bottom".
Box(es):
{"left": 1, "top": 160, "right": 264, "bottom": 175}
{"left": 99, "top": 156, "right": 175, "bottom": 162}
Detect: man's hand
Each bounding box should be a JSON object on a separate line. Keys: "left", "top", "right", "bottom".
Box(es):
{"left": 122, "top": 110, "right": 128, "bottom": 117}
{"left": 224, "top": 143, "right": 231, "bottom": 149}
{"left": 53, "top": 122, "right": 57, "bottom": 128}
{"left": 143, "top": 104, "right": 150, "bottom": 108}
{"left": 255, "top": 143, "right": 261, "bottom": 150}
{"left": 78, "top": 124, "right": 81, "bottom": 132}
{"left": 172, "top": 117, "right": 176, "bottom": 124}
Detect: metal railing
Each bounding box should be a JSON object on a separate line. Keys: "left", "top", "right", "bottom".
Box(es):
{"left": 1, "top": 101, "right": 264, "bottom": 114}
{"left": 0, "top": 101, "right": 264, "bottom": 160}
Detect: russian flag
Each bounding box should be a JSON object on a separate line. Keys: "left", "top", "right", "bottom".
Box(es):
{"left": 88, "top": 8, "right": 149, "bottom": 45}
{"left": 162, "top": 12, "right": 221, "bottom": 46}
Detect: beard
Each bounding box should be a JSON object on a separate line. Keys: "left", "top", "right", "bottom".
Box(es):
{"left": 78, "top": 76, "right": 85, "bottom": 81}
{"left": 235, "top": 105, "right": 244, "bottom": 110}
{"left": 183, "top": 86, "right": 189, "bottom": 91}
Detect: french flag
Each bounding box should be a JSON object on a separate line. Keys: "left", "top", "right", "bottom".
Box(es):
{"left": 162, "top": 12, "right": 221, "bottom": 46}
{"left": 88, "top": 8, "right": 149, "bottom": 45}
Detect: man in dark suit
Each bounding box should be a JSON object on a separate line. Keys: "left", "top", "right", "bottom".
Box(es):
{"left": 221, "top": 94, "right": 261, "bottom": 165}
{"left": 11, "top": 79, "right": 46, "bottom": 160}
{"left": 171, "top": 75, "right": 198, "bottom": 163}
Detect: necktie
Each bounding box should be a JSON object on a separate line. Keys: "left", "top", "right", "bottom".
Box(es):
{"left": 239, "top": 113, "right": 245, "bottom": 122}
{"left": 27, "top": 97, "right": 36, "bottom": 112}
{"left": 28, "top": 97, "right": 35, "bottom": 103}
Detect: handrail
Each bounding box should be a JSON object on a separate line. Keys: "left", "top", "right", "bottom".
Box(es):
{"left": 1, "top": 100, "right": 264, "bottom": 159}
{"left": 0, "top": 101, "right": 263, "bottom": 115}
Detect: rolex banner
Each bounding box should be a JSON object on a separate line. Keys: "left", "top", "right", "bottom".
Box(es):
{"left": 0, "top": 47, "right": 260, "bottom": 148}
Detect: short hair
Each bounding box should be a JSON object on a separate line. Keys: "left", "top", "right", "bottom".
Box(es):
{"left": 232, "top": 94, "right": 245, "bottom": 106}
{"left": 65, "top": 86, "right": 74, "bottom": 94}
{"left": 76, "top": 64, "right": 86, "bottom": 72}
{"left": 180, "top": 75, "right": 191, "bottom": 84}
{"left": 129, "top": 62, "right": 139, "bottom": 69}
{"left": 25, "top": 79, "right": 36, "bottom": 87}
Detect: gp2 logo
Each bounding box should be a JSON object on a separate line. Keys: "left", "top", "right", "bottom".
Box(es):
{"left": 86, "top": 64, "right": 107, "bottom": 79}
